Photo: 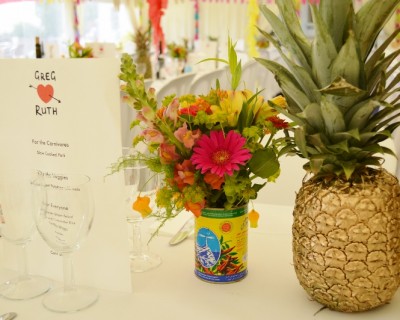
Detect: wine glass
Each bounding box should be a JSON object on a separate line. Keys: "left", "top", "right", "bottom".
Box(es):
{"left": 136, "top": 62, "right": 146, "bottom": 75}
{"left": 122, "top": 148, "right": 161, "bottom": 272}
{"left": 33, "top": 172, "right": 98, "bottom": 313}
{"left": 0, "top": 173, "right": 51, "bottom": 300}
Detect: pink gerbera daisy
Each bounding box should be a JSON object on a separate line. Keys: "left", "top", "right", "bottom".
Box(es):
{"left": 191, "top": 130, "right": 252, "bottom": 177}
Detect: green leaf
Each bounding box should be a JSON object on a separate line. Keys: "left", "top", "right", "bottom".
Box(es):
{"left": 331, "top": 30, "right": 361, "bottom": 87}
{"left": 381, "top": 146, "right": 397, "bottom": 158}
{"left": 319, "top": 77, "right": 364, "bottom": 96}
{"left": 256, "top": 28, "right": 318, "bottom": 102}
{"left": 310, "top": 4, "right": 338, "bottom": 87}
{"left": 294, "top": 127, "right": 308, "bottom": 158}
{"left": 256, "top": 58, "right": 310, "bottom": 112}
{"left": 347, "top": 100, "right": 377, "bottom": 130}
{"left": 267, "top": 99, "right": 305, "bottom": 126}
{"left": 309, "top": 155, "right": 326, "bottom": 175}
{"left": 307, "top": 133, "right": 331, "bottom": 153}
{"left": 348, "top": 102, "right": 376, "bottom": 131}
{"left": 365, "top": 28, "right": 400, "bottom": 78}
{"left": 341, "top": 161, "right": 356, "bottom": 180}
{"left": 321, "top": 98, "right": 346, "bottom": 135}
{"left": 298, "top": 103, "right": 324, "bottom": 132}
{"left": 355, "top": 0, "right": 400, "bottom": 60}
{"left": 259, "top": 4, "right": 311, "bottom": 72}
{"left": 367, "top": 48, "right": 400, "bottom": 95}
{"left": 319, "top": 0, "right": 353, "bottom": 51}
{"left": 328, "top": 140, "right": 349, "bottom": 153}
{"left": 332, "top": 128, "right": 360, "bottom": 142}
{"left": 248, "top": 148, "right": 279, "bottom": 179}
{"left": 274, "top": 0, "right": 311, "bottom": 67}
{"left": 386, "top": 66, "right": 400, "bottom": 92}
{"left": 197, "top": 57, "right": 228, "bottom": 65}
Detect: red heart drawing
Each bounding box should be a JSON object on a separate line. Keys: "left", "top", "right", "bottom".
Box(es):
{"left": 37, "top": 84, "right": 54, "bottom": 103}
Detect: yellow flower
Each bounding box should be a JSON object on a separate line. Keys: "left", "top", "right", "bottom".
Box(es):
{"left": 254, "top": 95, "right": 288, "bottom": 124}
{"left": 132, "top": 196, "right": 152, "bottom": 218}
{"left": 211, "top": 90, "right": 245, "bottom": 127}
{"left": 270, "top": 95, "right": 287, "bottom": 109}
{"left": 248, "top": 209, "right": 260, "bottom": 228}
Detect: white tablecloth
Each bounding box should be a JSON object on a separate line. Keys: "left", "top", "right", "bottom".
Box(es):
{"left": 1, "top": 203, "right": 399, "bottom": 320}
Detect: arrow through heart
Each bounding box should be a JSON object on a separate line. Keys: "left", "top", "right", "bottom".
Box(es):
{"left": 29, "top": 84, "right": 61, "bottom": 103}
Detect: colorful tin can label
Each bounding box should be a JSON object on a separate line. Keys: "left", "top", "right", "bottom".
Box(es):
{"left": 194, "top": 206, "right": 248, "bottom": 283}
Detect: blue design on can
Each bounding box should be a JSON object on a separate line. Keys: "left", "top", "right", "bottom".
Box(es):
{"left": 196, "top": 227, "right": 220, "bottom": 268}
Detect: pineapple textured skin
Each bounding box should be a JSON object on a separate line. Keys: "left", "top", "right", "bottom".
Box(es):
{"left": 293, "top": 169, "right": 400, "bottom": 311}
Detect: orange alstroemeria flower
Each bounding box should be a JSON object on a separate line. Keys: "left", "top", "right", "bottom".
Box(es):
{"left": 159, "top": 143, "right": 180, "bottom": 164}
{"left": 179, "top": 98, "right": 212, "bottom": 117}
{"left": 204, "top": 172, "right": 224, "bottom": 190}
{"left": 174, "top": 160, "right": 195, "bottom": 190}
{"left": 132, "top": 196, "right": 152, "bottom": 218}
{"left": 184, "top": 200, "right": 205, "bottom": 217}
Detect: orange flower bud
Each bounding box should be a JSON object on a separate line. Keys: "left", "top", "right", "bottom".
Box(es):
{"left": 248, "top": 209, "right": 260, "bottom": 228}
{"left": 132, "top": 196, "right": 152, "bottom": 218}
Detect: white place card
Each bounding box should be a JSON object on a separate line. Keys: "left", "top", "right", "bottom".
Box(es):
{"left": 0, "top": 58, "right": 132, "bottom": 293}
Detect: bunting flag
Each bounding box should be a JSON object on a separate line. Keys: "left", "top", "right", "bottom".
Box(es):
{"left": 147, "top": 0, "right": 168, "bottom": 53}
{"left": 194, "top": 0, "right": 199, "bottom": 41}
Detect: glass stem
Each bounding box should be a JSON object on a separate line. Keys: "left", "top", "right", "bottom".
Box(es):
{"left": 18, "top": 244, "right": 29, "bottom": 280}
{"left": 132, "top": 220, "right": 146, "bottom": 256}
{"left": 63, "top": 253, "right": 75, "bottom": 292}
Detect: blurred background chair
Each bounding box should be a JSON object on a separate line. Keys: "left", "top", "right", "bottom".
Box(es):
{"left": 237, "top": 59, "right": 259, "bottom": 92}
{"left": 189, "top": 66, "right": 230, "bottom": 95}
{"left": 156, "top": 72, "right": 196, "bottom": 106}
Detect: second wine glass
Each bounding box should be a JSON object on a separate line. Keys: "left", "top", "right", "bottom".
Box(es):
{"left": 0, "top": 173, "right": 51, "bottom": 300}
{"left": 122, "top": 149, "right": 161, "bottom": 273}
{"left": 33, "top": 172, "right": 98, "bottom": 313}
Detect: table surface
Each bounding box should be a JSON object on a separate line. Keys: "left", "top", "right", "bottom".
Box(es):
{"left": 1, "top": 203, "right": 399, "bottom": 320}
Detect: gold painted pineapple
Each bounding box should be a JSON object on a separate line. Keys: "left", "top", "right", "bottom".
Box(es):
{"left": 257, "top": 0, "right": 400, "bottom": 312}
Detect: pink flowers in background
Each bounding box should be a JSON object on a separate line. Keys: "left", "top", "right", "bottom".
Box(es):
{"left": 191, "top": 130, "right": 252, "bottom": 177}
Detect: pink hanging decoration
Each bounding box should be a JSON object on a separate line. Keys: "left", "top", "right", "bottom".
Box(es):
{"left": 147, "top": 0, "right": 168, "bottom": 54}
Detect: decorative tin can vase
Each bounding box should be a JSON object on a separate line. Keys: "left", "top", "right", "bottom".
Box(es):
{"left": 194, "top": 206, "right": 248, "bottom": 283}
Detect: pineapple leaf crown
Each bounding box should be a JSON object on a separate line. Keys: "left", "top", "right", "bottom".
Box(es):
{"left": 257, "top": 0, "right": 400, "bottom": 180}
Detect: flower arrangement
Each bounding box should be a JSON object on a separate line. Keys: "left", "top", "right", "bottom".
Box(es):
{"left": 113, "top": 39, "right": 289, "bottom": 229}
{"left": 256, "top": 37, "right": 270, "bottom": 49}
{"left": 167, "top": 42, "right": 188, "bottom": 61}
{"left": 68, "top": 41, "right": 93, "bottom": 58}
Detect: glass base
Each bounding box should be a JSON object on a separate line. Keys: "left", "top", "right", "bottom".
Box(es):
{"left": 130, "top": 252, "right": 162, "bottom": 273}
{"left": 0, "top": 275, "right": 51, "bottom": 300}
{"left": 42, "top": 286, "right": 98, "bottom": 313}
